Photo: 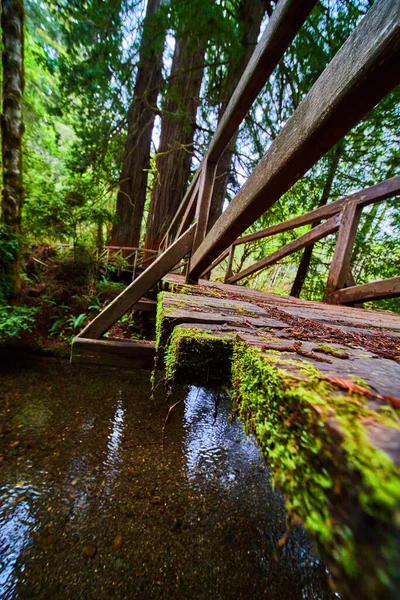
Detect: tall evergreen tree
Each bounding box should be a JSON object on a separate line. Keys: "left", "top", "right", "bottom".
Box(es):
{"left": 111, "top": 0, "right": 166, "bottom": 248}
{"left": 1, "top": 0, "right": 25, "bottom": 300}
{"left": 144, "top": 2, "right": 208, "bottom": 251}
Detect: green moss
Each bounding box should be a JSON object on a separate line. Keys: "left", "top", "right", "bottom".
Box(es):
{"left": 349, "top": 374, "right": 371, "bottom": 388}
{"left": 317, "top": 343, "right": 350, "bottom": 359}
{"left": 232, "top": 303, "right": 257, "bottom": 317}
{"left": 164, "top": 327, "right": 232, "bottom": 385}
{"left": 158, "top": 290, "right": 400, "bottom": 595}
{"left": 232, "top": 342, "right": 400, "bottom": 595}
{"left": 155, "top": 291, "right": 167, "bottom": 352}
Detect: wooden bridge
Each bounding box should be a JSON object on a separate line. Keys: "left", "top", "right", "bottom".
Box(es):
{"left": 72, "top": 1, "right": 400, "bottom": 598}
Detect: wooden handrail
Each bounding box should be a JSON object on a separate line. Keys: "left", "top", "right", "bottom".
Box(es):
{"left": 203, "top": 176, "right": 400, "bottom": 273}
{"left": 323, "top": 201, "right": 361, "bottom": 301}
{"left": 227, "top": 213, "right": 342, "bottom": 284}
{"left": 78, "top": 225, "right": 196, "bottom": 339}
{"left": 189, "top": 0, "right": 400, "bottom": 280}
{"left": 207, "top": 0, "right": 318, "bottom": 164}
{"left": 331, "top": 277, "right": 400, "bottom": 305}
{"left": 160, "top": 168, "right": 202, "bottom": 247}
{"left": 160, "top": 0, "right": 317, "bottom": 250}
{"left": 76, "top": 0, "right": 400, "bottom": 346}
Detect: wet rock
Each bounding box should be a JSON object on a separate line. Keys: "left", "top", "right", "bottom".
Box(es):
{"left": 82, "top": 542, "right": 97, "bottom": 558}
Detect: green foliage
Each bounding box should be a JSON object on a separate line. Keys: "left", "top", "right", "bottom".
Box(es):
{"left": 0, "top": 227, "right": 20, "bottom": 302}
{"left": 0, "top": 305, "right": 37, "bottom": 343}
{"left": 48, "top": 309, "right": 88, "bottom": 342}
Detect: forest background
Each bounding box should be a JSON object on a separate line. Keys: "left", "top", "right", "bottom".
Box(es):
{"left": 0, "top": 0, "right": 399, "bottom": 347}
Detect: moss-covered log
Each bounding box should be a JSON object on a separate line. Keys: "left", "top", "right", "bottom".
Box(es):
{"left": 157, "top": 291, "right": 400, "bottom": 599}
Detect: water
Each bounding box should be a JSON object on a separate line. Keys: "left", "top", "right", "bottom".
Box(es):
{"left": 0, "top": 352, "right": 337, "bottom": 599}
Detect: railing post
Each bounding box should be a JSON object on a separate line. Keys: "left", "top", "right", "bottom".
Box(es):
{"left": 324, "top": 200, "right": 362, "bottom": 303}
{"left": 192, "top": 160, "right": 217, "bottom": 256}
{"left": 132, "top": 249, "right": 138, "bottom": 281}
{"left": 224, "top": 245, "right": 235, "bottom": 283}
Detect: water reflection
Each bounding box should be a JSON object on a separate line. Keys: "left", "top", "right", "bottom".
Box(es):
{"left": 0, "top": 356, "right": 338, "bottom": 600}
{"left": 103, "top": 391, "right": 126, "bottom": 494}
{"left": 0, "top": 482, "right": 38, "bottom": 599}
{"left": 181, "top": 385, "right": 338, "bottom": 599}
{"left": 183, "top": 386, "right": 264, "bottom": 489}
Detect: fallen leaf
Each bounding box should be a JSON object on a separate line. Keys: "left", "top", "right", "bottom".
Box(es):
{"left": 113, "top": 535, "right": 123, "bottom": 551}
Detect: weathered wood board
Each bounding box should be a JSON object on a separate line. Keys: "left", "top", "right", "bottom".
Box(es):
{"left": 158, "top": 284, "right": 400, "bottom": 600}
{"left": 72, "top": 337, "right": 156, "bottom": 370}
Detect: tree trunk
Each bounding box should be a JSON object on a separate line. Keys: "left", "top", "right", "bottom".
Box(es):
{"left": 111, "top": 0, "right": 164, "bottom": 249}
{"left": 207, "top": 0, "right": 267, "bottom": 233}
{"left": 1, "top": 0, "right": 24, "bottom": 301}
{"left": 144, "top": 35, "right": 206, "bottom": 251}
{"left": 290, "top": 141, "right": 344, "bottom": 298}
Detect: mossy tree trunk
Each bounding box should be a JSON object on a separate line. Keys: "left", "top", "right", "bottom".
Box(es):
{"left": 1, "top": 0, "right": 24, "bottom": 301}
{"left": 111, "top": 0, "right": 165, "bottom": 249}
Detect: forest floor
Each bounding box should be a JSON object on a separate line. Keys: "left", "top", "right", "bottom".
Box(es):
{"left": 10, "top": 248, "right": 155, "bottom": 357}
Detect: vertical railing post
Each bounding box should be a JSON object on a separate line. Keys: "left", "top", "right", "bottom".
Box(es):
{"left": 224, "top": 245, "right": 235, "bottom": 283}
{"left": 191, "top": 160, "right": 217, "bottom": 256}
{"left": 132, "top": 249, "right": 138, "bottom": 281}
{"left": 324, "top": 200, "right": 362, "bottom": 302}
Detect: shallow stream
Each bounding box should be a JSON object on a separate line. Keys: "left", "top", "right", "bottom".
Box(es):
{"left": 0, "top": 353, "right": 337, "bottom": 599}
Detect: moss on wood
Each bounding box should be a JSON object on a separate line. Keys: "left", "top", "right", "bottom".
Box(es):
{"left": 231, "top": 342, "right": 400, "bottom": 598}
{"left": 157, "top": 289, "right": 400, "bottom": 599}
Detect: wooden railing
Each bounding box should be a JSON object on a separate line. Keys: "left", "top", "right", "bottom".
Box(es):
{"left": 200, "top": 176, "right": 400, "bottom": 305}
{"left": 171, "top": 0, "right": 400, "bottom": 287}
{"left": 78, "top": 0, "right": 400, "bottom": 341}
{"left": 98, "top": 246, "right": 158, "bottom": 277}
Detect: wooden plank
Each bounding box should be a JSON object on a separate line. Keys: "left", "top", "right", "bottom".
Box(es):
{"left": 160, "top": 308, "right": 283, "bottom": 329}
{"left": 175, "top": 177, "right": 200, "bottom": 239}
{"left": 192, "top": 161, "right": 218, "bottom": 255}
{"left": 78, "top": 225, "right": 196, "bottom": 339}
{"left": 163, "top": 273, "right": 400, "bottom": 334}
{"left": 160, "top": 168, "right": 201, "bottom": 246}
{"left": 189, "top": 0, "right": 400, "bottom": 279}
{"left": 332, "top": 277, "right": 400, "bottom": 305}
{"left": 324, "top": 201, "right": 362, "bottom": 301}
{"left": 72, "top": 337, "right": 155, "bottom": 369}
{"left": 231, "top": 176, "right": 400, "bottom": 247}
{"left": 207, "top": 0, "right": 317, "bottom": 163}
{"left": 224, "top": 245, "right": 235, "bottom": 283}
{"left": 227, "top": 213, "right": 342, "bottom": 284}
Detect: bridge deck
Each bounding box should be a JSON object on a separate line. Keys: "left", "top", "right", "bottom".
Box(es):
{"left": 163, "top": 273, "right": 400, "bottom": 428}
{"left": 72, "top": 274, "right": 400, "bottom": 598}
{"left": 157, "top": 275, "right": 400, "bottom": 599}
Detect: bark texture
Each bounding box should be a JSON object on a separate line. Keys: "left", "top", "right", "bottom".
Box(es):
{"left": 207, "top": 0, "right": 267, "bottom": 233}
{"left": 144, "top": 35, "right": 206, "bottom": 251}
{"left": 111, "top": 0, "right": 164, "bottom": 248}
{"left": 290, "top": 142, "right": 344, "bottom": 298}
{"left": 1, "top": 0, "right": 25, "bottom": 299}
